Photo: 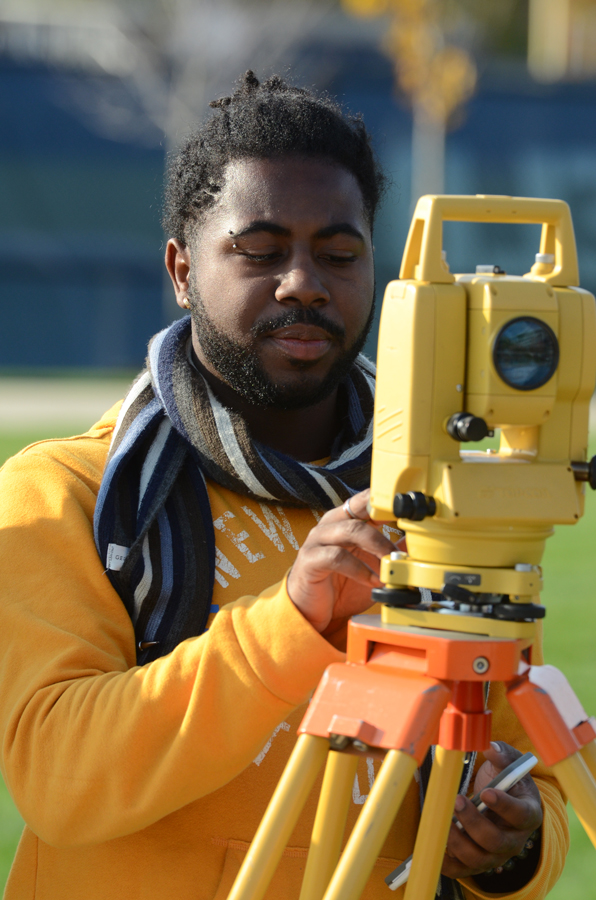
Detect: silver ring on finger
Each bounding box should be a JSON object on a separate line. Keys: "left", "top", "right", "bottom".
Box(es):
{"left": 343, "top": 497, "right": 358, "bottom": 520}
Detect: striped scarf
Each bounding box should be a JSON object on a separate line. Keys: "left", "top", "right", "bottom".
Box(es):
{"left": 94, "top": 315, "right": 375, "bottom": 664}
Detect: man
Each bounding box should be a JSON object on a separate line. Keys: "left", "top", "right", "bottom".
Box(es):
{"left": 0, "top": 72, "right": 566, "bottom": 899}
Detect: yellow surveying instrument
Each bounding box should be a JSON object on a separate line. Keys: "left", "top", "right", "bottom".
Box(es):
{"left": 227, "top": 196, "right": 596, "bottom": 900}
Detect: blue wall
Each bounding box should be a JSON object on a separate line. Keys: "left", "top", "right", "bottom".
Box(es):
{"left": 0, "top": 61, "right": 165, "bottom": 369}
{"left": 1, "top": 50, "right": 596, "bottom": 368}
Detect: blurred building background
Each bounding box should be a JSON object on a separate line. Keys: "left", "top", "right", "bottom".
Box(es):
{"left": 1, "top": 0, "right": 596, "bottom": 370}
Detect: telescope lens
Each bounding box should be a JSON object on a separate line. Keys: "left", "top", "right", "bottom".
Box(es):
{"left": 493, "top": 317, "right": 559, "bottom": 391}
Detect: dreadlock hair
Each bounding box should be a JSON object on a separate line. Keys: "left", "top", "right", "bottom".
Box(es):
{"left": 163, "top": 71, "right": 386, "bottom": 244}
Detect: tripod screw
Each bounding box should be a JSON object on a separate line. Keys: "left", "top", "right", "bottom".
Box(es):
{"left": 442, "top": 582, "right": 476, "bottom": 605}
{"left": 493, "top": 602, "right": 546, "bottom": 620}
{"left": 329, "top": 734, "right": 351, "bottom": 751}
{"left": 472, "top": 656, "right": 490, "bottom": 675}
{"left": 373, "top": 587, "right": 421, "bottom": 607}
{"left": 393, "top": 491, "right": 437, "bottom": 520}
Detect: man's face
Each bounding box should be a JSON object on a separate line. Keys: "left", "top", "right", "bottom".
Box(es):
{"left": 177, "top": 156, "right": 375, "bottom": 409}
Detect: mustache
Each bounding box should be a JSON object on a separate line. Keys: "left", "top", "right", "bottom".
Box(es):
{"left": 251, "top": 307, "right": 345, "bottom": 341}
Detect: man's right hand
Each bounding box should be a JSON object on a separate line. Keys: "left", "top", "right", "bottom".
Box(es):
{"left": 286, "top": 488, "right": 399, "bottom": 634}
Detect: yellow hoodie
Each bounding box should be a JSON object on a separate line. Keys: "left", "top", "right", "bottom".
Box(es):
{"left": 0, "top": 405, "right": 568, "bottom": 900}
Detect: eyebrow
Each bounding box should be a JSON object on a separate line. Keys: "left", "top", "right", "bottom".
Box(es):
{"left": 230, "top": 221, "right": 365, "bottom": 242}
{"left": 231, "top": 221, "right": 290, "bottom": 239}
{"left": 315, "top": 223, "right": 365, "bottom": 242}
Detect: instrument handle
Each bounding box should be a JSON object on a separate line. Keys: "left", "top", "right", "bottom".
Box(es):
{"left": 399, "top": 194, "right": 579, "bottom": 286}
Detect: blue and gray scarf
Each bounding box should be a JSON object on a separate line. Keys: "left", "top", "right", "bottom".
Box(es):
{"left": 93, "top": 315, "right": 375, "bottom": 665}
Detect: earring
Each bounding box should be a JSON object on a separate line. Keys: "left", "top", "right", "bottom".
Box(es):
{"left": 181, "top": 296, "right": 191, "bottom": 309}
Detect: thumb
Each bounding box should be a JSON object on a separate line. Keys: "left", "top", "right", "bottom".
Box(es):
{"left": 483, "top": 740, "right": 524, "bottom": 770}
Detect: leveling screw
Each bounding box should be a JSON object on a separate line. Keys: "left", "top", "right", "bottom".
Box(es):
{"left": 473, "top": 657, "right": 490, "bottom": 674}
{"left": 329, "top": 734, "right": 350, "bottom": 751}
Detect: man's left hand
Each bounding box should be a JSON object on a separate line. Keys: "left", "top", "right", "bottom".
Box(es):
{"left": 441, "top": 741, "right": 543, "bottom": 880}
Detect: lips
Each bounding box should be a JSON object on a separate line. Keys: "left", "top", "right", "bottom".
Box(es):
{"left": 267, "top": 325, "right": 334, "bottom": 361}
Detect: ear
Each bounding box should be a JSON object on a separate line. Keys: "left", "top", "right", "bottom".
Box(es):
{"left": 165, "top": 239, "right": 192, "bottom": 310}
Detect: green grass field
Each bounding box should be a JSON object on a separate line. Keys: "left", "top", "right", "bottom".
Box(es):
{"left": 1, "top": 430, "right": 595, "bottom": 895}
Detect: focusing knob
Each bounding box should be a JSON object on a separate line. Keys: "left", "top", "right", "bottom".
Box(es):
{"left": 393, "top": 491, "right": 437, "bottom": 521}
{"left": 447, "top": 412, "right": 490, "bottom": 443}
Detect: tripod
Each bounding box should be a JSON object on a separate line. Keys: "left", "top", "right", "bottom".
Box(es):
{"left": 226, "top": 604, "right": 596, "bottom": 900}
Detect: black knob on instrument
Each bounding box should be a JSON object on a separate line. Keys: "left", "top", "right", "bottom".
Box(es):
{"left": 571, "top": 457, "right": 596, "bottom": 490}
{"left": 447, "top": 412, "right": 489, "bottom": 443}
{"left": 393, "top": 491, "right": 437, "bottom": 521}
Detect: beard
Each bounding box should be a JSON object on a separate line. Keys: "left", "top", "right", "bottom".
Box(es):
{"left": 188, "top": 291, "right": 375, "bottom": 412}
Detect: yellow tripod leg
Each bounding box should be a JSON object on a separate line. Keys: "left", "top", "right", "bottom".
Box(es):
{"left": 322, "top": 749, "right": 418, "bottom": 900}
{"left": 227, "top": 733, "right": 328, "bottom": 900}
{"left": 552, "top": 752, "right": 596, "bottom": 849}
{"left": 404, "top": 747, "right": 465, "bottom": 900}
{"left": 580, "top": 740, "right": 596, "bottom": 783}
{"left": 299, "top": 751, "right": 359, "bottom": 900}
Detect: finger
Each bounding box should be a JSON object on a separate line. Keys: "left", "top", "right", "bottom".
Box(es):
{"left": 296, "top": 544, "right": 384, "bottom": 588}
{"left": 344, "top": 489, "right": 401, "bottom": 526}
{"left": 319, "top": 490, "right": 371, "bottom": 526}
{"left": 472, "top": 758, "right": 502, "bottom": 794}
{"left": 351, "top": 545, "right": 390, "bottom": 576}
{"left": 474, "top": 742, "right": 538, "bottom": 797}
{"left": 308, "top": 517, "right": 396, "bottom": 559}
{"left": 395, "top": 533, "right": 407, "bottom": 552}
{"left": 441, "top": 852, "right": 497, "bottom": 881}
{"left": 450, "top": 798, "right": 519, "bottom": 858}
{"left": 343, "top": 488, "right": 372, "bottom": 520}
{"left": 442, "top": 852, "right": 486, "bottom": 880}
{"left": 443, "top": 822, "right": 498, "bottom": 878}
{"left": 479, "top": 787, "right": 543, "bottom": 832}
{"left": 451, "top": 792, "right": 542, "bottom": 867}
{"left": 482, "top": 740, "right": 521, "bottom": 769}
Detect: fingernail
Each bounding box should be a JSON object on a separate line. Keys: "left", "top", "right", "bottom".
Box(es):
{"left": 483, "top": 789, "right": 497, "bottom": 805}
{"left": 454, "top": 795, "right": 465, "bottom": 812}
{"left": 490, "top": 741, "right": 502, "bottom": 752}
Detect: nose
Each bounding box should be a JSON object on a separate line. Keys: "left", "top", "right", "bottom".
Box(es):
{"left": 274, "top": 251, "right": 330, "bottom": 307}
